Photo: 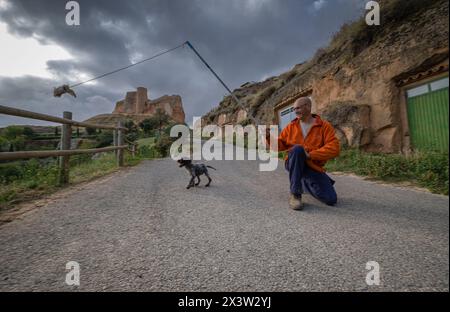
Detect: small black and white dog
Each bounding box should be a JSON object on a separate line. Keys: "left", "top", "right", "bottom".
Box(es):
{"left": 177, "top": 159, "right": 216, "bottom": 189}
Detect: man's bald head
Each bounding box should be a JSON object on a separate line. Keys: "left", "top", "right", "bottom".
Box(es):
{"left": 294, "top": 97, "right": 312, "bottom": 107}
{"left": 293, "top": 97, "right": 313, "bottom": 122}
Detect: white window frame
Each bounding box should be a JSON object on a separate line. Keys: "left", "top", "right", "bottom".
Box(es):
{"left": 406, "top": 76, "right": 449, "bottom": 98}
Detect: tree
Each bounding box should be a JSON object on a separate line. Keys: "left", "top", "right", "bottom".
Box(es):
{"left": 96, "top": 130, "right": 113, "bottom": 148}
{"left": 0, "top": 136, "right": 9, "bottom": 152}
{"left": 154, "top": 133, "right": 175, "bottom": 157}
{"left": 23, "top": 127, "right": 35, "bottom": 138}
{"left": 86, "top": 127, "right": 96, "bottom": 135}
{"left": 124, "top": 119, "right": 139, "bottom": 142}
{"left": 2, "top": 126, "right": 27, "bottom": 151}
{"left": 154, "top": 108, "right": 170, "bottom": 136}
{"left": 139, "top": 118, "right": 159, "bottom": 135}
{"left": 139, "top": 109, "right": 171, "bottom": 137}
{"left": 3, "top": 126, "right": 24, "bottom": 139}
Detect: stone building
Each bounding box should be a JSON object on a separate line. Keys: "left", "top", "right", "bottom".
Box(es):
{"left": 85, "top": 87, "right": 186, "bottom": 127}
{"left": 113, "top": 87, "right": 185, "bottom": 124}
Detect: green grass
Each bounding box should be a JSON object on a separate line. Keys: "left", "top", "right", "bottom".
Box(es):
{"left": 0, "top": 152, "right": 143, "bottom": 211}
{"left": 136, "top": 136, "right": 162, "bottom": 158}
{"left": 137, "top": 137, "right": 156, "bottom": 147}
{"left": 0, "top": 159, "right": 59, "bottom": 210}
{"left": 69, "top": 152, "right": 140, "bottom": 184}
{"left": 325, "top": 149, "right": 449, "bottom": 195}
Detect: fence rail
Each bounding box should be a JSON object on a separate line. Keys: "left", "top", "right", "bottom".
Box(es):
{"left": 0, "top": 145, "right": 128, "bottom": 161}
{"left": 0, "top": 104, "right": 134, "bottom": 185}
{"left": 0, "top": 105, "right": 127, "bottom": 131}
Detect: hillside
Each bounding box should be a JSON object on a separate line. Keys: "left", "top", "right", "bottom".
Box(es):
{"left": 202, "top": 0, "right": 449, "bottom": 153}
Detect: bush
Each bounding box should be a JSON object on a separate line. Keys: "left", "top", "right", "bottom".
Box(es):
{"left": 0, "top": 136, "right": 10, "bottom": 152}
{"left": 258, "top": 86, "right": 276, "bottom": 104}
{"left": 0, "top": 163, "right": 23, "bottom": 183}
{"left": 124, "top": 119, "right": 139, "bottom": 142}
{"left": 239, "top": 118, "right": 253, "bottom": 127}
{"left": 139, "top": 109, "right": 171, "bottom": 136}
{"left": 70, "top": 141, "right": 97, "bottom": 166}
{"left": 138, "top": 145, "right": 158, "bottom": 158}
{"left": 0, "top": 125, "right": 29, "bottom": 151}
{"left": 285, "top": 71, "right": 297, "bottom": 83}
{"left": 96, "top": 130, "right": 114, "bottom": 148}
{"left": 0, "top": 159, "right": 59, "bottom": 187}
{"left": 85, "top": 127, "right": 97, "bottom": 135}
{"left": 139, "top": 118, "right": 159, "bottom": 135}
{"left": 23, "top": 127, "right": 35, "bottom": 138}
{"left": 154, "top": 134, "right": 175, "bottom": 158}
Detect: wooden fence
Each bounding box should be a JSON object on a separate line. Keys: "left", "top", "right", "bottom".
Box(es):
{"left": 0, "top": 104, "right": 137, "bottom": 185}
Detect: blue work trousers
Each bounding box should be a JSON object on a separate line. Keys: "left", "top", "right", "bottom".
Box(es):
{"left": 285, "top": 145, "right": 337, "bottom": 206}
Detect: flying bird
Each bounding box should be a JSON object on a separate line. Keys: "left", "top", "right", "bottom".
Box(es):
{"left": 53, "top": 84, "right": 77, "bottom": 98}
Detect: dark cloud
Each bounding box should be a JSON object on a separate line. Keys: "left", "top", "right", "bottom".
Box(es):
{"left": 0, "top": 0, "right": 366, "bottom": 127}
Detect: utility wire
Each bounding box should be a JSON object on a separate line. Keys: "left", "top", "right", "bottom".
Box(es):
{"left": 69, "top": 42, "right": 186, "bottom": 88}
{"left": 66, "top": 40, "right": 262, "bottom": 125}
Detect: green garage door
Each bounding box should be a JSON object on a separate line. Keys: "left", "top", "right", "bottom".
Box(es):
{"left": 406, "top": 76, "right": 449, "bottom": 151}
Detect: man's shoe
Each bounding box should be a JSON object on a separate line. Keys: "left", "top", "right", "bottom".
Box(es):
{"left": 289, "top": 194, "right": 303, "bottom": 210}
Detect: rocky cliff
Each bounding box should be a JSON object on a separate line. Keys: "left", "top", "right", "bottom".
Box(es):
{"left": 202, "top": 0, "right": 449, "bottom": 153}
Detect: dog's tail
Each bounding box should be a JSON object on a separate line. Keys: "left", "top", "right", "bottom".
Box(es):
{"left": 207, "top": 165, "right": 217, "bottom": 170}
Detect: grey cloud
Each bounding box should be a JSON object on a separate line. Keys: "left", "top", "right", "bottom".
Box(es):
{"left": 0, "top": 0, "right": 366, "bottom": 127}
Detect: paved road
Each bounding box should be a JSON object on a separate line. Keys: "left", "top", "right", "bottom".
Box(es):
{"left": 0, "top": 156, "right": 448, "bottom": 291}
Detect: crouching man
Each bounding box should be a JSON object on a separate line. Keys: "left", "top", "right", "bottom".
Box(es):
{"left": 266, "top": 97, "right": 340, "bottom": 210}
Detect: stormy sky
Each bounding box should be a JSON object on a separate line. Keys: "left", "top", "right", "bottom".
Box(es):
{"left": 0, "top": 0, "right": 367, "bottom": 127}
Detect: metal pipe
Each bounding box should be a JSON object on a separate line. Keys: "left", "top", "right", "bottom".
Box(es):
{"left": 185, "top": 41, "right": 260, "bottom": 125}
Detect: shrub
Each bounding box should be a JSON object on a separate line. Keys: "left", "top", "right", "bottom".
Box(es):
{"left": 70, "top": 141, "right": 97, "bottom": 166}
{"left": 0, "top": 163, "right": 23, "bottom": 183}
{"left": 0, "top": 136, "right": 9, "bottom": 152}
{"left": 96, "top": 130, "right": 114, "bottom": 148}
{"left": 154, "top": 134, "right": 175, "bottom": 158}
{"left": 85, "top": 127, "right": 97, "bottom": 135}
{"left": 239, "top": 118, "right": 253, "bottom": 127}
{"left": 285, "top": 71, "right": 297, "bottom": 83}
{"left": 138, "top": 145, "right": 157, "bottom": 158}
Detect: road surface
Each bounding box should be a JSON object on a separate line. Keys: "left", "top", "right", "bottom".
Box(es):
{"left": 0, "top": 156, "right": 448, "bottom": 291}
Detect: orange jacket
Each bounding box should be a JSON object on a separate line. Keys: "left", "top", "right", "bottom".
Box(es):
{"left": 270, "top": 114, "right": 340, "bottom": 172}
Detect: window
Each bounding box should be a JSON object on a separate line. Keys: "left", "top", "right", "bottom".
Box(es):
{"left": 430, "top": 77, "right": 449, "bottom": 91}
{"left": 407, "top": 84, "right": 429, "bottom": 98}
{"left": 406, "top": 76, "right": 449, "bottom": 98}
{"left": 278, "top": 105, "right": 295, "bottom": 130}
{"left": 280, "top": 107, "right": 293, "bottom": 116}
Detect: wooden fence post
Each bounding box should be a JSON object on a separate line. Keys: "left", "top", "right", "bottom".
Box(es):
{"left": 113, "top": 129, "right": 118, "bottom": 157}
{"left": 117, "top": 121, "right": 124, "bottom": 167}
{"left": 59, "top": 111, "right": 72, "bottom": 185}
